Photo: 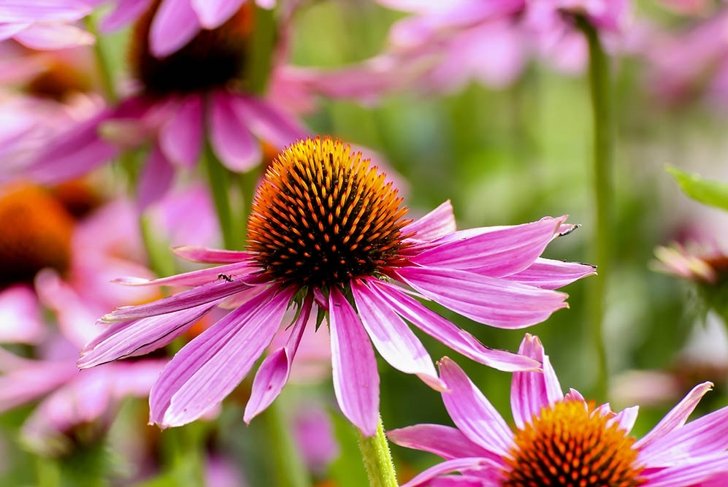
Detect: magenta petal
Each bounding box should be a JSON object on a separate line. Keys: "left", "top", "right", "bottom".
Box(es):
{"left": 506, "top": 258, "right": 596, "bottom": 290}
{"left": 14, "top": 23, "right": 94, "bottom": 49}
{"left": 387, "top": 424, "right": 493, "bottom": 460}
{"left": 510, "top": 334, "right": 563, "bottom": 429}
{"left": 403, "top": 200, "right": 456, "bottom": 243}
{"left": 150, "top": 0, "right": 201, "bottom": 57}
{"left": 438, "top": 357, "right": 514, "bottom": 456}
{"left": 329, "top": 287, "right": 379, "bottom": 436}
{"left": 0, "top": 361, "right": 76, "bottom": 413}
{"left": 173, "top": 246, "right": 253, "bottom": 263}
{"left": 352, "top": 280, "right": 442, "bottom": 390}
{"left": 113, "top": 260, "right": 255, "bottom": 288}
{"left": 209, "top": 91, "right": 260, "bottom": 171}
{"left": 150, "top": 287, "right": 293, "bottom": 427}
{"left": 243, "top": 296, "right": 313, "bottom": 422}
{"left": 644, "top": 454, "right": 728, "bottom": 487}
{"left": 190, "top": 0, "right": 244, "bottom": 29}
{"left": 232, "top": 95, "right": 309, "bottom": 149}
{"left": 78, "top": 302, "right": 217, "bottom": 368}
{"left": 138, "top": 144, "right": 174, "bottom": 209}
{"left": 412, "top": 216, "right": 567, "bottom": 276}
{"left": 396, "top": 266, "right": 568, "bottom": 329}
{"left": 401, "top": 457, "right": 501, "bottom": 487}
{"left": 369, "top": 281, "right": 538, "bottom": 372}
{"left": 609, "top": 405, "right": 639, "bottom": 433}
{"left": 0, "top": 285, "right": 46, "bottom": 344}
{"left": 159, "top": 96, "right": 203, "bottom": 167}
{"left": 101, "top": 0, "right": 150, "bottom": 32}
{"left": 636, "top": 382, "right": 713, "bottom": 452}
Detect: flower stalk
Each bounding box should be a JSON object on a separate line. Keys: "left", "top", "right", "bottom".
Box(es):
{"left": 577, "top": 16, "right": 613, "bottom": 402}
{"left": 259, "top": 401, "right": 311, "bottom": 487}
{"left": 357, "top": 416, "right": 398, "bottom": 487}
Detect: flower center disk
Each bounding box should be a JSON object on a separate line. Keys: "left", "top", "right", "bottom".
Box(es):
{"left": 504, "top": 400, "right": 644, "bottom": 487}
{"left": 130, "top": 0, "right": 253, "bottom": 95}
{"left": 248, "top": 138, "right": 410, "bottom": 289}
{"left": 0, "top": 184, "right": 74, "bottom": 286}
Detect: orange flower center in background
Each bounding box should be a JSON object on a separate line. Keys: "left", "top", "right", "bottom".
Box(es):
{"left": 25, "top": 60, "right": 92, "bottom": 102}
{"left": 0, "top": 184, "right": 74, "bottom": 286}
{"left": 504, "top": 400, "right": 644, "bottom": 487}
{"left": 248, "top": 138, "right": 410, "bottom": 288}
{"left": 130, "top": 0, "right": 253, "bottom": 96}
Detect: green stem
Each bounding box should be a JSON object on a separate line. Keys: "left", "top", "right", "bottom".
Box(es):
{"left": 140, "top": 214, "right": 177, "bottom": 277}
{"left": 36, "top": 457, "right": 60, "bottom": 487}
{"left": 357, "top": 417, "right": 398, "bottom": 487}
{"left": 84, "top": 15, "right": 117, "bottom": 103}
{"left": 259, "top": 401, "right": 311, "bottom": 487}
{"left": 245, "top": 6, "right": 277, "bottom": 95}
{"left": 577, "top": 16, "right": 613, "bottom": 403}
{"left": 236, "top": 168, "right": 260, "bottom": 241}
{"left": 204, "top": 143, "right": 239, "bottom": 250}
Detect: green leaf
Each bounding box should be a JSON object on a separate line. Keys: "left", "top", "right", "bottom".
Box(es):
{"left": 668, "top": 166, "right": 728, "bottom": 211}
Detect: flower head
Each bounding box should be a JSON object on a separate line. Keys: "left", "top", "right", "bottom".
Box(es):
{"left": 389, "top": 334, "right": 728, "bottom": 486}
{"left": 79, "top": 137, "right": 594, "bottom": 435}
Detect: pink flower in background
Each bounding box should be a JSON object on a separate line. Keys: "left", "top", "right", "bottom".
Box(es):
{"left": 389, "top": 334, "right": 728, "bottom": 486}
{"left": 0, "top": 1, "right": 94, "bottom": 50}
{"left": 79, "top": 137, "right": 594, "bottom": 436}
{"left": 23, "top": 2, "right": 307, "bottom": 208}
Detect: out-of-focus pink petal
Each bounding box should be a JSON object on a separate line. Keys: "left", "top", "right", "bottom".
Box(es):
{"left": 243, "top": 296, "right": 313, "bottom": 422}
{"left": 396, "top": 266, "right": 568, "bottom": 329}
{"left": 387, "top": 424, "right": 493, "bottom": 460}
{"left": 138, "top": 144, "right": 175, "bottom": 209}
{"left": 150, "top": 286, "right": 292, "bottom": 427}
{"left": 0, "top": 2, "right": 91, "bottom": 22}
{"left": 255, "top": 0, "right": 276, "bottom": 8}
{"left": 209, "top": 91, "right": 260, "bottom": 171}
{"left": 293, "top": 404, "right": 339, "bottom": 473}
{"left": 110, "top": 360, "right": 166, "bottom": 398}
{"left": 0, "top": 360, "right": 76, "bottom": 413}
{"left": 510, "top": 334, "right": 563, "bottom": 429}
{"left": 101, "top": 0, "right": 151, "bottom": 32}
{"left": 352, "top": 280, "right": 442, "bottom": 390}
{"left": 190, "top": 0, "right": 243, "bottom": 29}
{"left": 403, "top": 200, "right": 456, "bottom": 243}
{"left": 636, "top": 382, "right": 713, "bottom": 451}
{"left": 79, "top": 302, "right": 218, "bottom": 368}
{"left": 0, "top": 23, "right": 28, "bottom": 41}
{"left": 232, "top": 95, "right": 309, "bottom": 149}
{"left": 438, "top": 357, "right": 513, "bottom": 455}
{"left": 0, "top": 285, "right": 45, "bottom": 344}
{"left": 173, "top": 246, "right": 252, "bottom": 263}
{"left": 159, "top": 96, "right": 203, "bottom": 167}
{"left": 411, "top": 216, "right": 566, "bottom": 276}
{"left": 369, "top": 280, "right": 539, "bottom": 372}
{"left": 401, "top": 457, "right": 502, "bottom": 487}
{"left": 506, "top": 258, "right": 596, "bottom": 289}
{"left": 14, "top": 22, "right": 94, "bottom": 50}
{"left": 329, "top": 287, "right": 379, "bottom": 436}
{"left": 150, "top": 0, "right": 201, "bottom": 58}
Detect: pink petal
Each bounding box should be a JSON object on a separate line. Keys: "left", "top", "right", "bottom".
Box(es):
{"left": 401, "top": 457, "right": 502, "bottom": 487}
{"left": 351, "top": 280, "right": 442, "bottom": 390}
{"left": 329, "top": 287, "right": 379, "bottom": 436}
{"left": 190, "top": 0, "right": 244, "bottom": 29}
{"left": 101, "top": 0, "right": 150, "bottom": 32}
{"left": 0, "top": 2, "right": 91, "bottom": 22}
{"left": 209, "top": 91, "right": 260, "bottom": 171}
{"left": 14, "top": 22, "right": 94, "bottom": 49}
{"left": 396, "top": 266, "right": 568, "bottom": 329}
{"left": 138, "top": 144, "right": 175, "bottom": 209}
{"left": 113, "top": 260, "right": 255, "bottom": 288}
{"left": 0, "top": 360, "right": 76, "bottom": 413}
{"left": 0, "top": 23, "right": 27, "bottom": 41}
{"left": 636, "top": 382, "right": 713, "bottom": 451}
{"left": 78, "top": 302, "right": 218, "bottom": 368}
{"left": 506, "top": 258, "right": 596, "bottom": 290}
{"left": 402, "top": 200, "right": 456, "bottom": 243}
{"left": 159, "top": 96, "right": 203, "bottom": 167}
{"left": 644, "top": 454, "right": 728, "bottom": 487}
{"left": 232, "top": 95, "right": 309, "bottom": 149}
{"left": 0, "top": 285, "right": 46, "bottom": 344}
{"left": 438, "top": 357, "right": 513, "bottom": 456}
{"left": 150, "top": 287, "right": 293, "bottom": 427}
{"left": 369, "top": 281, "right": 539, "bottom": 372}
{"left": 510, "top": 334, "right": 563, "bottom": 429}
{"left": 411, "top": 216, "right": 567, "bottom": 277}
{"left": 387, "top": 424, "right": 494, "bottom": 460}
{"left": 173, "top": 246, "right": 253, "bottom": 263}
{"left": 243, "top": 296, "right": 313, "bottom": 422}
{"left": 609, "top": 405, "right": 639, "bottom": 433}
{"left": 150, "top": 0, "right": 201, "bottom": 58}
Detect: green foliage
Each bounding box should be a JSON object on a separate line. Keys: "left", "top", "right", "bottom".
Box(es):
{"left": 668, "top": 166, "right": 728, "bottom": 211}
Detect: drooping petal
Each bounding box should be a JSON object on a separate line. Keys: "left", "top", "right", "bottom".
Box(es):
{"left": 329, "top": 287, "right": 379, "bottom": 436}
{"left": 352, "top": 280, "right": 442, "bottom": 390}
{"left": 190, "top": 0, "right": 244, "bottom": 29}
{"left": 401, "top": 457, "right": 502, "bottom": 487}
{"left": 14, "top": 22, "right": 94, "bottom": 49}
{"left": 113, "top": 260, "right": 256, "bottom": 288}
{"left": 150, "top": 287, "right": 293, "bottom": 427}
{"left": 159, "top": 96, "right": 203, "bottom": 167}
{"left": 506, "top": 258, "right": 596, "bottom": 290}
{"left": 438, "top": 357, "right": 514, "bottom": 456}
{"left": 636, "top": 382, "right": 713, "bottom": 451}
{"left": 78, "top": 302, "right": 218, "bottom": 368}
{"left": 244, "top": 295, "right": 313, "bottom": 422}
{"left": 396, "top": 266, "right": 568, "bottom": 329}
{"left": 369, "top": 281, "right": 538, "bottom": 372}
{"left": 510, "top": 334, "right": 563, "bottom": 429}
{"left": 387, "top": 424, "right": 494, "bottom": 461}
{"left": 150, "top": 0, "right": 201, "bottom": 57}
{"left": 411, "top": 216, "right": 567, "bottom": 277}
{"left": 173, "top": 246, "right": 253, "bottom": 263}
{"left": 209, "top": 91, "right": 260, "bottom": 171}
{"left": 137, "top": 144, "right": 175, "bottom": 209}
{"left": 231, "top": 95, "right": 308, "bottom": 149}
{"left": 402, "top": 200, "right": 456, "bottom": 243}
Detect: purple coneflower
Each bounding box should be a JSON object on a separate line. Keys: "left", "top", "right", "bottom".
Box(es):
{"left": 79, "top": 137, "right": 594, "bottom": 435}
{"left": 390, "top": 334, "right": 728, "bottom": 486}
